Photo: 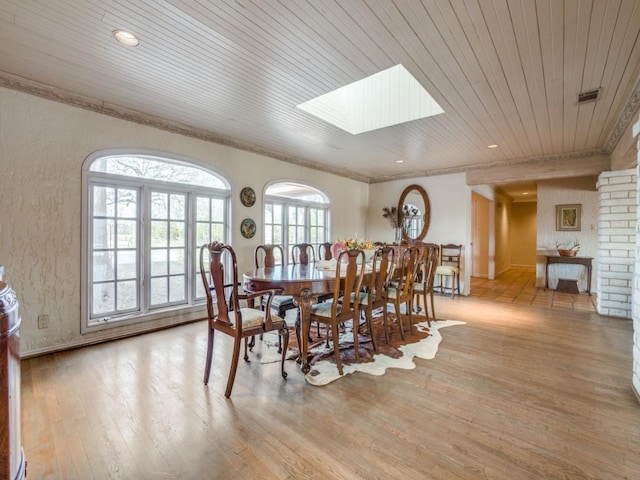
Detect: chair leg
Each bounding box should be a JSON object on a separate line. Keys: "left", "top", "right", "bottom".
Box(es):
{"left": 408, "top": 299, "right": 415, "bottom": 334}
{"left": 456, "top": 273, "right": 461, "bottom": 297}
{"left": 279, "top": 326, "right": 289, "bottom": 379}
{"left": 352, "top": 315, "right": 360, "bottom": 363}
{"left": 203, "top": 327, "right": 215, "bottom": 385}
{"left": 294, "top": 318, "right": 302, "bottom": 364}
{"left": 396, "top": 300, "right": 405, "bottom": 341}
{"left": 225, "top": 335, "right": 242, "bottom": 398}
{"left": 428, "top": 292, "right": 435, "bottom": 326}
{"left": 365, "top": 308, "right": 378, "bottom": 353}
{"left": 331, "top": 323, "right": 343, "bottom": 375}
{"left": 244, "top": 337, "right": 249, "bottom": 361}
{"left": 450, "top": 275, "right": 455, "bottom": 299}
{"left": 383, "top": 305, "right": 390, "bottom": 344}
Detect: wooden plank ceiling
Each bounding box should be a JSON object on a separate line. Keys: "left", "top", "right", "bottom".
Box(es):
{"left": 1, "top": 0, "right": 640, "bottom": 184}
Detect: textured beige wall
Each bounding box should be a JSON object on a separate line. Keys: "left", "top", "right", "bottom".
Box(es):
{"left": 0, "top": 87, "right": 369, "bottom": 355}
{"left": 367, "top": 174, "right": 472, "bottom": 293}
{"left": 510, "top": 202, "right": 537, "bottom": 266}
{"left": 536, "top": 178, "right": 599, "bottom": 290}
{"left": 494, "top": 191, "right": 512, "bottom": 276}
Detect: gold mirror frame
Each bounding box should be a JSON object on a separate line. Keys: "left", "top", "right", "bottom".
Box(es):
{"left": 398, "top": 184, "right": 431, "bottom": 241}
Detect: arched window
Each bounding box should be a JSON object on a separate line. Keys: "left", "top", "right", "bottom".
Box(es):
{"left": 82, "top": 152, "right": 230, "bottom": 332}
{"left": 264, "top": 182, "right": 330, "bottom": 264}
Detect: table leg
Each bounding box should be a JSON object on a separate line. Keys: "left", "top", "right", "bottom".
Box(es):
{"left": 295, "top": 288, "right": 314, "bottom": 374}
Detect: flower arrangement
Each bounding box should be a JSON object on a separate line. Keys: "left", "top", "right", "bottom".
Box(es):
{"left": 334, "top": 238, "right": 375, "bottom": 250}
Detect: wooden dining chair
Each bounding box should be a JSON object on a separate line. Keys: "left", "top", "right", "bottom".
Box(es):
{"left": 309, "top": 249, "right": 366, "bottom": 375}
{"left": 200, "top": 242, "right": 289, "bottom": 397}
{"left": 293, "top": 243, "right": 332, "bottom": 325}
{"left": 318, "top": 242, "right": 333, "bottom": 260}
{"left": 292, "top": 243, "right": 316, "bottom": 265}
{"left": 386, "top": 246, "right": 420, "bottom": 340}
{"left": 436, "top": 244, "right": 462, "bottom": 298}
{"left": 412, "top": 243, "right": 439, "bottom": 327}
{"left": 357, "top": 246, "right": 396, "bottom": 344}
{"left": 254, "top": 244, "right": 297, "bottom": 319}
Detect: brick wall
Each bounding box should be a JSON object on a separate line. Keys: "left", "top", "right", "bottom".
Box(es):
{"left": 634, "top": 120, "right": 640, "bottom": 399}
{"left": 597, "top": 169, "right": 636, "bottom": 318}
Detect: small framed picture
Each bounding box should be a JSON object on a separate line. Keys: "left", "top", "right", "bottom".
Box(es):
{"left": 556, "top": 204, "right": 581, "bottom": 231}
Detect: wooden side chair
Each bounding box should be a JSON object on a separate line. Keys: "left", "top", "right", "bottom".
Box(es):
{"left": 357, "top": 246, "right": 396, "bottom": 344}
{"left": 254, "top": 244, "right": 297, "bottom": 319}
{"left": 413, "top": 243, "right": 439, "bottom": 327}
{"left": 309, "top": 249, "right": 366, "bottom": 375}
{"left": 436, "top": 244, "right": 462, "bottom": 298}
{"left": 292, "top": 243, "right": 316, "bottom": 265}
{"left": 318, "top": 242, "right": 333, "bottom": 260}
{"left": 294, "top": 243, "right": 332, "bottom": 318}
{"left": 200, "top": 242, "right": 289, "bottom": 398}
{"left": 386, "top": 246, "right": 420, "bottom": 340}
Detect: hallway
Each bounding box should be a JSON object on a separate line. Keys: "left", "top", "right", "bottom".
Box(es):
{"left": 468, "top": 267, "right": 597, "bottom": 314}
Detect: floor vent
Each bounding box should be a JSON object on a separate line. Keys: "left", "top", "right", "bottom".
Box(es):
{"left": 577, "top": 88, "right": 601, "bottom": 104}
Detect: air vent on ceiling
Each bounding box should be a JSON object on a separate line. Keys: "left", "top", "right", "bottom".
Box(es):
{"left": 577, "top": 88, "right": 601, "bottom": 104}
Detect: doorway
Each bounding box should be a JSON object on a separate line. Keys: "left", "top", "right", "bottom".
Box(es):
{"left": 471, "top": 192, "right": 490, "bottom": 278}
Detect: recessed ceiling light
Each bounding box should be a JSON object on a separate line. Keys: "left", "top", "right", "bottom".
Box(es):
{"left": 113, "top": 30, "right": 139, "bottom": 47}
{"left": 395, "top": 160, "right": 404, "bottom": 164}
{"left": 523, "top": 192, "right": 529, "bottom": 195}
{"left": 487, "top": 144, "right": 498, "bottom": 148}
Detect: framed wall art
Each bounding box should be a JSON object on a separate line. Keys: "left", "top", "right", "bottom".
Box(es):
{"left": 240, "top": 218, "right": 256, "bottom": 239}
{"left": 556, "top": 204, "right": 581, "bottom": 231}
{"left": 240, "top": 187, "right": 256, "bottom": 207}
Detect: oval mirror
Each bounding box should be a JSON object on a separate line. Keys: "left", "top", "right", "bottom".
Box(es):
{"left": 398, "top": 184, "right": 431, "bottom": 241}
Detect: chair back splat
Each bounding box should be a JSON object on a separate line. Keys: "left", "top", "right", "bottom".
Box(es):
{"left": 200, "top": 242, "right": 289, "bottom": 397}
{"left": 413, "top": 243, "right": 439, "bottom": 326}
{"left": 436, "top": 243, "right": 462, "bottom": 298}
{"left": 292, "top": 243, "right": 316, "bottom": 265}
{"left": 253, "top": 244, "right": 298, "bottom": 319}
{"left": 318, "top": 242, "right": 333, "bottom": 261}
{"left": 309, "top": 249, "right": 365, "bottom": 375}
{"left": 360, "top": 246, "right": 395, "bottom": 344}
{"left": 386, "top": 246, "right": 420, "bottom": 340}
{"left": 255, "top": 244, "right": 284, "bottom": 268}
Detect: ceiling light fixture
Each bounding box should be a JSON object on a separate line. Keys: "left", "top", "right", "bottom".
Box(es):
{"left": 395, "top": 160, "right": 404, "bottom": 164}
{"left": 113, "top": 30, "right": 139, "bottom": 47}
{"left": 487, "top": 144, "right": 498, "bottom": 148}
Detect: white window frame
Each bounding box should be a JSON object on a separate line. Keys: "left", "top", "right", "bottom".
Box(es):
{"left": 264, "top": 182, "right": 330, "bottom": 264}
{"left": 81, "top": 150, "right": 231, "bottom": 333}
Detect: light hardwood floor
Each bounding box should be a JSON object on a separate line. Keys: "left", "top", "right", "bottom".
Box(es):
{"left": 21, "top": 275, "right": 637, "bottom": 479}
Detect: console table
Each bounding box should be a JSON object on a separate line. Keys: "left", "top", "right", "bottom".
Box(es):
{"left": 545, "top": 255, "right": 593, "bottom": 295}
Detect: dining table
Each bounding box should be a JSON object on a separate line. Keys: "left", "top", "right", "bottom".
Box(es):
{"left": 243, "top": 261, "right": 368, "bottom": 374}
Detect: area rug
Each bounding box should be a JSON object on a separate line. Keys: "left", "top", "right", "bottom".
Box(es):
{"left": 257, "top": 315, "right": 465, "bottom": 386}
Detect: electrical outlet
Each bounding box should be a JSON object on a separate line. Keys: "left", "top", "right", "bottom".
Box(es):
{"left": 37, "top": 314, "right": 49, "bottom": 329}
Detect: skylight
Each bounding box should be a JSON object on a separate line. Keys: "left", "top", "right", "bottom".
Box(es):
{"left": 297, "top": 64, "right": 444, "bottom": 135}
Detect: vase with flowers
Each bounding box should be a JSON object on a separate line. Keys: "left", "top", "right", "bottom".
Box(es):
{"left": 382, "top": 205, "right": 420, "bottom": 243}
{"left": 332, "top": 238, "right": 376, "bottom": 263}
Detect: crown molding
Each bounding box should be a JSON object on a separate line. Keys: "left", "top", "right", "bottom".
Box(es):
{"left": 0, "top": 72, "right": 371, "bottom": 184}
{"left": 3, "top": 69, "right": 637, "bottom": 186}
{"left": 605, "top": 73, "right": 640, "bottom": 153}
